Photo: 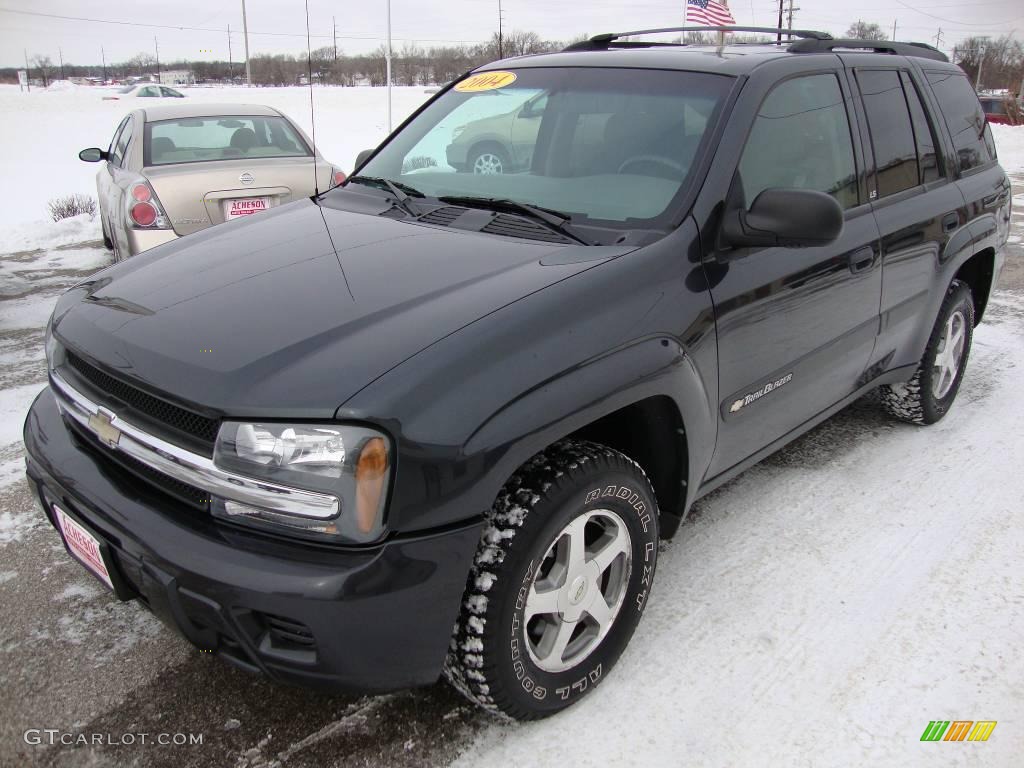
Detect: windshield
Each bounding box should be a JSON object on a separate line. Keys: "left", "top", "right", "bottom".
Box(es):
{"left": 143, "top": 115, "right": 311, "bottom": 166}
{"left": 357, "top": 67, "right": 731, "bottom": 225}
{"left": 117, "top": 85, "right": 136, "bottom": 94}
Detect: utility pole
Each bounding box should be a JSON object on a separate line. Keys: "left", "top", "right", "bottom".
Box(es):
{"left": 242, "top": 0, "right": 252, "bottom": 86}
{"left": 892, "top": 19, "right": 897, "bottom": 41}
{"left": 498, "top": 0, "right": 504, "bottom": 58}
{"left": 776, "top": 0, "right": 784, "bottom": 44}
{"left": 228, "top": 24, "right": 233, "bottom": 81}
{"left": 975, "top": 37, "right": 989, "bottom": 91}
{"left": 933, "top": 27, "right": 943, "bottom": 50}
{"left": 101, "top": 46, "right": 106, "bottom": 83}
{"left": 333, "top": 16, "right": 338, "bottom": 61}
{"left": 154, "top": 37, "right": 160, "bottom": 82}
{"left": 24, "top": 49, "right": 30, "bottom": 92}
{"left": 59, "top": 47, "right": 65, "bottom": 80}
{"left": 386, "top": 0, "right": 393, "bottom": 131}
{"left": 786, "top": 0, "right": 799, "bottom": 40}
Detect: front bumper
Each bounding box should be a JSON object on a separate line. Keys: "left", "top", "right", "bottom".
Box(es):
{"left": 24, "top": 386, "right": 482, "bottom": 693}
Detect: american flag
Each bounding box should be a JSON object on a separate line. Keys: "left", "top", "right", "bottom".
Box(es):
{"left": 686, "top": 0, "right": 736, "bottom": 26}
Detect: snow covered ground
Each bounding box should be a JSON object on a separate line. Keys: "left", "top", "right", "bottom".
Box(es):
{"left": 0, "top": 83, "right": 434, "bottom": 227}
{"left": 0, "top": 84, "right": 1021, "bottom": 767}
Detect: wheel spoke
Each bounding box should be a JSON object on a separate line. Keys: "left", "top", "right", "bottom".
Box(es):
{"left": 585, "top": 595, "right": 614, "bottom": 631}
{"left": 525, "top": 584, "right": 560, "bottom": 620}
{"left": 563, "top": 516, "right": 590, "bottom": 582}
{"left": 545, "top": 617, "right": 577, "bottom": 664}
{"left": 589, "top": 525, "right": 630, "bottom": 575}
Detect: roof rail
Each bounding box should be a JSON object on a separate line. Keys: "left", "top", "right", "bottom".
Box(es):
{"left": 563, "top": 26, "right": 832, "bottom": 51}
{"left": 788, "top": 38, "right": 949, "bottom": 62}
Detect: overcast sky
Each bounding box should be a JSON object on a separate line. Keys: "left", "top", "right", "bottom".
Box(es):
{"left": 1, "top": 0, "right": 1022, "bottom": 68}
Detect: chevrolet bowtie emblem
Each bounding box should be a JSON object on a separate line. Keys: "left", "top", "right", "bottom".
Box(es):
{"left": 87, "top": 409, "right": 121, "bottom": 448}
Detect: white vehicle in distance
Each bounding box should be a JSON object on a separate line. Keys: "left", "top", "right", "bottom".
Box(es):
{"left": 103, "top": 84, "right": 187, "bottom": 100}
{"left": 79, "top": 103, "right": 346, "bottom": 258}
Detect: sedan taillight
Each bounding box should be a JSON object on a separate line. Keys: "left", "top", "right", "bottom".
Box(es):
{"left": 125, "top": 179, "right": 170, "bottom": 229}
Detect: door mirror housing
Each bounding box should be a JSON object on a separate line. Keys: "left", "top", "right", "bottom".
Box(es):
{"left": 354, "top": 148, "right": 374, "bottom": 170}
{"left": 720, "top": 188, "right": 843, "bottom": 249}
{"left": 79, "top": 147, "right": 108, "bottom": 163}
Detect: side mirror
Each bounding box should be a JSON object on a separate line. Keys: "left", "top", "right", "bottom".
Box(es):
{"left": 354, "top": 148, "right": 374, "bottom": 170}
{"left": 79, "top": 148, "right": 107, "bottom": 163}
{"left": 720, "top": 188, "right": 843, "bottom": 249}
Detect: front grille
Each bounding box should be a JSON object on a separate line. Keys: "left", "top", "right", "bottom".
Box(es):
{"left": 66, "top": 352, "right": 220, "bottom": 447}
{"left": 68, "top": 419, "right": 211, "bottom": 513}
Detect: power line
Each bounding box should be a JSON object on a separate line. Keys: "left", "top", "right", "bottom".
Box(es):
{"left": 0, "top": 6, "right": 489, "bottom": 44}
{"left": 892, "top": 0, "right": 1024, "bottom": 27}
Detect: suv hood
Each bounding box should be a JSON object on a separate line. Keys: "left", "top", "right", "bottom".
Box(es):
{"left": 54, "top": 198, "right": 629, "bottom": 416}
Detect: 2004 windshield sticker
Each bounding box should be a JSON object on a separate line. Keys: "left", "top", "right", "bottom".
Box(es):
{"left": 455, "top": 71, "right": 517, "bottom": 92}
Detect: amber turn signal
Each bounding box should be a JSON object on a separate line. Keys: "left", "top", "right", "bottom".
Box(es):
{"left": 355, "top": 437, "right": 388, "bottom": 534}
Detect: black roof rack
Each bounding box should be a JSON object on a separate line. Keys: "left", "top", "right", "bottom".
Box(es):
{"left": 563, "top": 26, "right": 832, "bottom": 51}
{"left": 788, "top": 38, "right": 948, "bottom": 62}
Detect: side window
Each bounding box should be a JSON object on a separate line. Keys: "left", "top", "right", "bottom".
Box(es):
{"left": 926, "top": 71, "right": 992, "bottom": 172}
{"left": 108, "top": 116, "right": 129, "bottom": 162}
{"left": 138, "top": 86, "right": 159, "bottom": 97}
{"left": 738, "top": 73, "right": 858, "bottom": 210}
{"left": 114, "top": 117, "right": 133, "bottom": 168}
{"left": 900, "top": 72, "right": 942, "bottom": 184}
{"left": 856, "top": 69, "right": 918, "bottom": 198}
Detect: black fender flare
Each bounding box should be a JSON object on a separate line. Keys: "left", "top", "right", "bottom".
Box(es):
{"left": 462, "top": 335, "right": 716, "bottom": 533}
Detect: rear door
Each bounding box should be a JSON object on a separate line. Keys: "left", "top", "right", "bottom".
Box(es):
{"left": 104, "top": 115, "right": 136, "bottom": 253}
{"left": 703, "top": 66, "right": 883, "bottom": 477}
{"left": 99, "top": 115, "right": 129, "bottom": 233}
{"left": 845, "top": 62, "right": 973, "bottom": 371}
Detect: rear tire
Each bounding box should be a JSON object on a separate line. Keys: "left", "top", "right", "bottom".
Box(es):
{"left": 880, "top": 279, "right": 974, "bottom": 424}
{"left": 443, "top": 440, "right": 659, "bottom": 720}
{"left": 101, "top": 217, "right": 114, "bottom": 251}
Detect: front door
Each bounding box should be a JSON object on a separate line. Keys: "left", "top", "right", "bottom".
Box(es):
{"left": 705, "top": 71, "right": 883, "bottom": 477}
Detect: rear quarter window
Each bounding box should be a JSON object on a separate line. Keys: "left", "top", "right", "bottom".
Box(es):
{"left": 926, "top": 71, "right": 993, "bottom": 172}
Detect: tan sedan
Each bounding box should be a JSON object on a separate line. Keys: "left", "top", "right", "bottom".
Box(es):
{"left": 79, "top": 103, "right": 345, "bottom": 258}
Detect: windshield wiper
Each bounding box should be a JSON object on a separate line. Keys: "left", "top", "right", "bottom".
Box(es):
{"left": 438, "top": 196, "right": 591, "bottom": 245}
{"left": 346, "top": 175, "right": 423, "bottom": 217}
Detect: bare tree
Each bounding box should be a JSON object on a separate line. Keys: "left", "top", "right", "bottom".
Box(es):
{"left": 845, "top": 21, "right": 888, "bottom": 41}
{"left": 32, "top": 54, "right": 53, "bottom": 87}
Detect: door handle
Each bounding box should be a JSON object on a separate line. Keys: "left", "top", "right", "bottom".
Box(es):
{"left": 942, "top": 212, "right": 959, "bottom": 232}
{"left": 847, "top": 246, "right": 875, "bottom": 274}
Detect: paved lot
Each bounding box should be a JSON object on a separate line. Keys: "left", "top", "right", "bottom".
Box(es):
{"left": 0, "top": 179, "right": 1021, "bottom": 768}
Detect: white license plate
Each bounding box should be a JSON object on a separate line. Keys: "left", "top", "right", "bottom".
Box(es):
{"left": 54, "top": 505, "right": 114, "bottom": 590}
{"left": 224, "top": 197, "right": 270, "bottom": 219}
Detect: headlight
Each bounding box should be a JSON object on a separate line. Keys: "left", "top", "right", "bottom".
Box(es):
{"left": 44, "top": 315, "right": 58, "bottom": 371}
{"left": 213, "top": 421, "right": 391, "bottom": 543}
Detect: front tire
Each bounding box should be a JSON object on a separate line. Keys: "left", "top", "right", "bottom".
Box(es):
{"left": 468, "top": 144, "right": 510, "bottom": 175}
{"left": 443, "top": 440, "right": 659, "bottom": 720}
{"left": 880, "top": 279, "right": 975, "bottom": 424}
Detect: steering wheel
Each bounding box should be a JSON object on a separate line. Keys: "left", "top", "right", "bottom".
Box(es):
{"left": 617, "top": 155, "right": 686, "bottom": 176}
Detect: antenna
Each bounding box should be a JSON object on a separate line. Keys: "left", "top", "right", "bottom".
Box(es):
{"left": 304, "top": 0, "right": 319, "bottom": 196}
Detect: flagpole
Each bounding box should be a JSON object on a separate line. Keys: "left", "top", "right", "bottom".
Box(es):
{"left": 718, "top": 0, "right": 728, "bottom": 46}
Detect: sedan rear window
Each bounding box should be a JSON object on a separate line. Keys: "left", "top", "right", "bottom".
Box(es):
{"left": 144, "top": 116, "right": 311, "bottom": 166}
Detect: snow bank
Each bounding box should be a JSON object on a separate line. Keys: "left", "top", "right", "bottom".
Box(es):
{"left": 0, "top": 212, "right": 101, "bottom": 254}
{"left": 991, "top": 124, "right": 1024, "bottom": 174}
{"left": 45, "top": 80, "right": 79, "bottom": 92}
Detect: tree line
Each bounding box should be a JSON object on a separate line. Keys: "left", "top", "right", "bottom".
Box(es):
{"left": 5, "top": 28, "right": 1022, "bottom": 94}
